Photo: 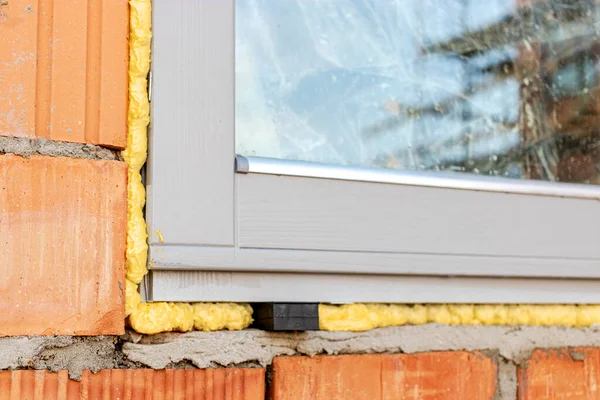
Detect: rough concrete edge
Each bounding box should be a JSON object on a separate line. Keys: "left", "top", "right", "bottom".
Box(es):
{"left": 0, "top": 136, "right": 122, "bottom": 161}
{"left": 0, "top": 336, "right": 121, "bottom": 380}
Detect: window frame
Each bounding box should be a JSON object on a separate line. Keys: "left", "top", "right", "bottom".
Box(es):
{"left": 146, "top": 0, "right": 600, "bottom": 303}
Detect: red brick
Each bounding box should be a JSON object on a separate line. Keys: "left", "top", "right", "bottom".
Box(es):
{"left": 518, "top": 349, "right": 600, "bottom": 399}
{"left": 0, "top": 368, "right": 265, "bottom": 399}
{"left": 0, "top": 154, "right": 127, "bottom": 335}
{"left": 271, "top": 353, "right": 497, "bottom": 400}
{"left": 0, "top": 0, "right": 129, "bottom": 148}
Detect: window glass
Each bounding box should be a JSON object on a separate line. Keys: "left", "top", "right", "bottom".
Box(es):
{"left": 235, "top": 0, "right": 600, "bottom": 184}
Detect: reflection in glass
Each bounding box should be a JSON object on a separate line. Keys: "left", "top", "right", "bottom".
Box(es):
{"left": 235, "top": 0, "right": 600, "bottom": 185}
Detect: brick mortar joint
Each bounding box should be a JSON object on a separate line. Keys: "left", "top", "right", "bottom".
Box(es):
{"left": 5, "top": 325, "right": 600, "bottom": 382}
{"left": 496, "top": 355, "right": 518, "bottom": 400}
{"left": 0, "top": 136, "right": 123, "bottom": 161}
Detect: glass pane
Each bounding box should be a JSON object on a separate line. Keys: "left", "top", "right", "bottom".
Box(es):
{"left": 235, "top": 0, "right": 600, "bottom": 185}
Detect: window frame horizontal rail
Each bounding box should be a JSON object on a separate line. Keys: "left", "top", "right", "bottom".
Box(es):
{"left": 235, "top": 155, "right": 600, "bottom": 200}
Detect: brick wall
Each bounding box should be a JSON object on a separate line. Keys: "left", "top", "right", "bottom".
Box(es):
{"left": 2, "top": 1, "right": 600, "bottom": 399}
{"left": 1, "top": 352, "right": 599, "bottom": 399}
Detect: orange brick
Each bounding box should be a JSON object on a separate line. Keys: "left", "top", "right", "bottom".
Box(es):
{"left": 518, "top": 349, "right": 600, "bottom": 399}
{"left": 0, "top": 0, "right": 129, "bottom": 148}
{"left": 0, "top": 154, "right": 127, "bottom": 335}
{"left": 271, "top": 352, "right": 497, "bottom": 400}
{"left": 0, "top": 368, "right": 265, "bottom": 399}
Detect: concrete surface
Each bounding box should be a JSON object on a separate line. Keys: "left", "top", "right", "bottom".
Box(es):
{"left": 0, "top": 136, "right": 121, "bottom": 160}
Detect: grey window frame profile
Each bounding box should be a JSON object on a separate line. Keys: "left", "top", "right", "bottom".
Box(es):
{"left": 146, "top": 0, "right": 600, "bottom": 304}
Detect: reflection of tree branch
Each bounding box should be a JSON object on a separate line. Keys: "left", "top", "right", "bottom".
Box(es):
{"left": 373, "top": 122, "right": 599, "bottom": 176}
{"left": 363, "top": 110, "right": 515, "bottom": 138}
{"left": 543, "top": 34, "right": 600, "bottom": 74}
{"left": 363, "top": 78, "right": 514, "bottom": 137}
{"left": 470, "top": 130, "right": 593, "bottom": 175}
{"left": 363, "top": 1, "right": 600, "bottom": 179}
{"left": 423, "top": 0, "right": 594, "bottom": 57}
{"left": 479, "top": 59, "right": 515, "bottom": 78}
{"left": 373, "top": 121, "right": 517, "bottom": 165}
{"left": 424, "top": 16, "right": 521, "bottom": 57}
{"left": 365, "top": 34, "right": 600, "bottom": 138}
{"left": 428, "top": 33, "right": 598, "bottom": 79}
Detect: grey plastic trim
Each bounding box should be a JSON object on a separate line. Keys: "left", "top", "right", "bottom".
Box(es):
{"left": 148, "top": 0, "right": 235, "bottom": 246}
{"left": 237, "top": 173, "right": 600, "bottom": 258}
{"left": 149, "top": 270, "right": 600, "bottom": 303}
{"left": 235, "top": 155, "right": 600, "bottom": 200}
{"left": 149, "top": 245, "right": 600, "bottom": 279}
{"left": 139, "top": 274, "right": 150, "bottom": 303}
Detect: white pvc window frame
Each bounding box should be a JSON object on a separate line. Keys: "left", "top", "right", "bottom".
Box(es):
{"left": 145, "top": 0, "right": 600, "bottom": 303}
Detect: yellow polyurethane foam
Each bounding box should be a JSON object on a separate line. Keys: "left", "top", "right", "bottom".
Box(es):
{"left": 319, "top": 303, "right": 600, "bottom": 331}
{"left": 124, "top": 0, "right": 253, "bottom": 335}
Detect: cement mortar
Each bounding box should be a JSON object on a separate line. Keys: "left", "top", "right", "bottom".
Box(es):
{"left": 496, "top": 358, "right": 517, "bottom": 400}
{"left": 3, "top": 325, "right": 600, "bottom": 382}
{"left": 0, "top": 136, "right": 121, "bottom": 160}
{"left": 0, "top": 336, "right": 118, "bottom": 380}
{"left": 122, "top": 325, "right": 600, "bottom": 369}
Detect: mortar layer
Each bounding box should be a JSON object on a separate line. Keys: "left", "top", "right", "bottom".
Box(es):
{"left": 122, "top": 325, "right": 595, "bottom": 400}
{"left": 7, "top": 326, "right": 596, "bottom": 399}
{"left": 0, "top": 136, "right": 121, "bottom": 160}
{"left": 497, "top": 358, "right": 518, "bottom": 400}
{"left": 3, "top": 325, "right": 600, "bottom": 382}
{"left": 121, "top": 325, "right": 600, "bottom": 369}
